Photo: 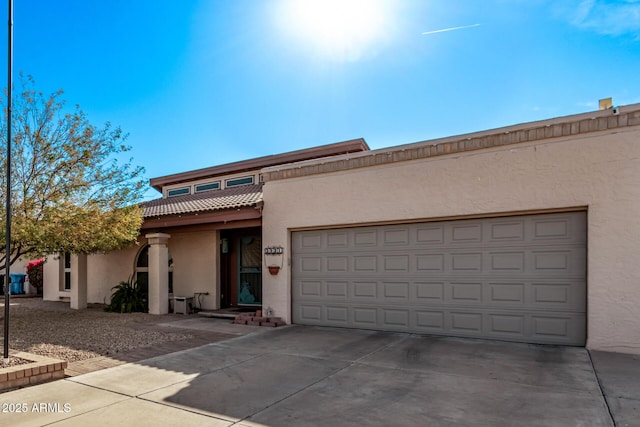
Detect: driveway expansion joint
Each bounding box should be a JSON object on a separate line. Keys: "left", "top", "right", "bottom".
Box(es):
{"left": 587, "top": 350, "right": 617, "bottom": 426}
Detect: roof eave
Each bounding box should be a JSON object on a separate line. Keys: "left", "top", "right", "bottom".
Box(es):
{"left": 141, "top": 205, "right": 262, "bottom": 229}
{"left": 149, "top": 138, "right": 369, "bottom": 191}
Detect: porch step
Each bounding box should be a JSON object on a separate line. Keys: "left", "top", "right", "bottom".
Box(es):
{"left": 197, "top": 310, "right": 244, "bottom": 320}
{"left": 234, "top": 312, "right": 286, "bottom": 327}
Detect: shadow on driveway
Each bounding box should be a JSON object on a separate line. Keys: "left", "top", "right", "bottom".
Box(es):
{"left": 77, "top": 326, "right": 617, "bottom": 426}
{"left": 4, "top": 325, "right": 638, "bottom": 426}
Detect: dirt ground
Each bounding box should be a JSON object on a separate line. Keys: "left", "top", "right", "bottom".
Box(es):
{"left": 0, "top": 298, "right": 194, "bottom": 363}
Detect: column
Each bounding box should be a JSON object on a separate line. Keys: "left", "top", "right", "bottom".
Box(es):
{"left": 146, "top": 233, "right": 171, "bottom": 315}
{"left": 70, "top": 254, "right": 87, "bottom": 310}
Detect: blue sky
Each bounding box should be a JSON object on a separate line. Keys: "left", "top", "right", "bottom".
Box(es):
{"left": 2, "top": 0, "right": 639, "bottom": 200}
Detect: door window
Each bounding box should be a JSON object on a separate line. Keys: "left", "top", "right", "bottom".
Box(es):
{"left": 238, "top": 236, "right": 262, "bottom": 305}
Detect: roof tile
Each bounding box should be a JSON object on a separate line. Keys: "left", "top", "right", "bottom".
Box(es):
{"left": 142, "top": 184, "right": 263, "bottom": 218}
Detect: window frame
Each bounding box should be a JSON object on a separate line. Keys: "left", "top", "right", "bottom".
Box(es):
{"left": 225, "top": 176, "right": 254, "bottom": 188}
{"left": 167, "top": 187, "right": 191, "bottom": 197}
{"left": 195, "top": 181, "right": 221, "bottom": 193}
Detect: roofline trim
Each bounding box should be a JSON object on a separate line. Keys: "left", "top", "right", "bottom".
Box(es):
{"left": 149, "top": 138, "right": 369, "bottom": 191}
{"left": 262, "top": 104, "right": 640, "bottom": 182}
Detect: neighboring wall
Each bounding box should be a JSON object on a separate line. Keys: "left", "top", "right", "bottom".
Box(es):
{"left": 43, "top": 244, "right": 143, "bottom": 303}
{"left": 9, "top": 258, "right": 29, "bottom": 276}
{"left": 262, "top": 106, "right": 640, "bottom": 355}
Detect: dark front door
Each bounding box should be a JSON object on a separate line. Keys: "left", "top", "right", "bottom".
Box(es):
{"left": 220, "top": 227, "right": 262, "bottom": 308}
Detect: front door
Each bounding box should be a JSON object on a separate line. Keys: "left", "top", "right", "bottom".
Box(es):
{"left": 220, "top": 227, "right": 262, "bottom": 308}
{"left": 238, "top": 235, "right": 262, "bottom": 305}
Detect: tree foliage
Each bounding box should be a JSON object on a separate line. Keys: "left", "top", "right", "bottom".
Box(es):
{"left": 0, "top": 76, "right": 146, "bottom": 267}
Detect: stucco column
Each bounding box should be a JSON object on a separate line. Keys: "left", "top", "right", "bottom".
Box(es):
{"left": 146, "top": 233, "right": 171, "bottom": 315}
{"left": 70, "top": 254, "right": 87, "bottom": 310}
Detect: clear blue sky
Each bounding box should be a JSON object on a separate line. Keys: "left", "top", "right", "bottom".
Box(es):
{"left": 2, "top": 0, "right": 639, "bottom": 200}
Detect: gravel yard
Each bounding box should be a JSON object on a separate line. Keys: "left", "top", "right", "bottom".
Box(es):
{"left": 0, "top": 298, "right": 194, "bottom": 363}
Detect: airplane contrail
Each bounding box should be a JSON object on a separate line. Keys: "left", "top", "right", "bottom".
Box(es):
{"left": 422, "top": 23, "right": 481, "bottom": 35}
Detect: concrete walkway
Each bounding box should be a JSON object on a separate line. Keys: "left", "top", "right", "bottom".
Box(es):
{"left": 1, "top": 323, "right": 638, "bottom": 426}
{"left": 65, "top": 318, "right": 263, "bottom": 376}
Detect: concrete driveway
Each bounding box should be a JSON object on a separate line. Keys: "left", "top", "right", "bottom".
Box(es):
{"left": 1, "top": 322, "right": 637, "bottom": 426}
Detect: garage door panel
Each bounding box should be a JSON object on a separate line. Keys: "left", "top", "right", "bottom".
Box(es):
{"left": 293, "top": 305, "right": 586, "bottom": 345}
{"left": 295, "top": 278, "right": 585, "bottom": 312}
{"left": 352, "top": 307, "right": 377, "bottom": 325}
{"left": 489, "top": 251, "right": 526, "bottom": 272}
{"left": 415, "top": 310, "right": 446, "bottom": 331}
{"left": 384, "top": 228, "right": 410, "bottom": 245}
{"left": 383, "top": 282, "right": 410, "bottom": 299}
{"left": 489, "top": 313, "right": 525, "bottom": 336}
{"left": 416, "top": 254, "right": 445, "bottom": 271}
{"left": 354, "top": 256, "right": 377, "bottom": 272}
{"left": 353, "top": 281, "right": 377, "bottom": 299}
{"left": 451, "top": 312, "right": 484, "bottom": 332}
{"left": 292, "top": 212, "right": 586, "bottom": 345}
{"left": 292, "top": 214, "right": 586, "bottom": 253}
{"left": 299, "top": 256, "right": 322, "bottom": 272}
{"left": 451, "top": 223, "right": 483, "bottom": 242}
{"left": 415, "top": 226, "right": 445, "bottom": 245}
{"left": 450, "top": 282, "right": 483, "bottom": 303}
{"left": 298, "top": 233, "right": 322, "bottom": 249}
{"left": 488, "top": 282, "right": 526, "bottom": 304}
{"left": 383, "top": 255, "right": 410, "bottom": 271}
{"left": 488, "top": 220, "right": 525, "bottom": 242}
{"left": 326, "top": 256, "right": 348, "bottom": 272}
{"left": 451, "top": 253, "right": 483, "bottom": 272}
{"left": 354, "top": 230, "right": 377, "bottom": 246}
{"left": 326, "top": 306, "right": 349, "bottom": 322}
{"left": 326, "top": 231, "right": 349, "bottom": 247}
{"left": 416, "top": 282, "right": 445, "bottom": 300}
{"left": 298, "top": 250, "right": 585, "bottom": 278}
{"left": 531, "top": 248, "right": 587, "bottom": 276}
{"left": 297, "top": 304, "right": 322, "bottom": 321}
{"left": 384, "top": 309, "right": 410, "bottom": 327}
{"left": 326, "top": 281, "right": 348, "bottom": 297}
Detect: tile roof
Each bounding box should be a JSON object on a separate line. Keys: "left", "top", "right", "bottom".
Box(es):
{"left": 142, "top": 184, "right": 263, "bottom": 218}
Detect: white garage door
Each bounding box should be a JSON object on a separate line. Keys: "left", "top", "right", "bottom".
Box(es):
{"left": 291, "top": 212, "right": 587, "bottom": 345}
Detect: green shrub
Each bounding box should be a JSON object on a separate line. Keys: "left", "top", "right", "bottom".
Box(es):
{"left": 106, "top": 276, "right": 148, "bottom": 313}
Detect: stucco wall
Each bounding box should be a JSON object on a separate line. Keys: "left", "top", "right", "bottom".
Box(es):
{"left": 43, "top": 231, "right": 220, "bottom": 311}
{"left": 262, "top": 126, "right": 640, "bottom": 355}
{"left": 87, "top": 244, "right": 146, "bottom": 305}
{"left": 167, "top": 230, "right": 219, "bottom": 311}
{"left": 43, "top": 245, "right": 145, "bottom": 303}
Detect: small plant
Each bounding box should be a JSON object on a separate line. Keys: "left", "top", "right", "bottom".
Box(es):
{"left": 26, "top": 259, "right": 45, "bottom": 294}
{"left": 106, "top": 276, "right": 148, "bottom": 313}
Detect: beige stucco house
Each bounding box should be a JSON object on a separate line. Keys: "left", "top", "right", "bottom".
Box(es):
{"left": 44, "top": 104, "right": 640, "bottom": 355}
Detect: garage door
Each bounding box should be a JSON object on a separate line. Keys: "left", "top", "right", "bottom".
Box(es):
{"left": 292, "top": 212, "right": 586, "bottom": 345}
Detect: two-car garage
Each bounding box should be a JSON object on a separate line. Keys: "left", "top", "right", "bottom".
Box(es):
{"left": 292, "top": 212, "right": 586, "bottom": 346}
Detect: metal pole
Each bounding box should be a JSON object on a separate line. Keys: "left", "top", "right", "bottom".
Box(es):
{"left": 4, "top": 0, "right": 13, "bottom": 363}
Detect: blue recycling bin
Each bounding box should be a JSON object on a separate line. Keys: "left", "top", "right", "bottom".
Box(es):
{"left": 10, "top": 273, "right": 26, "bottom": 295}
